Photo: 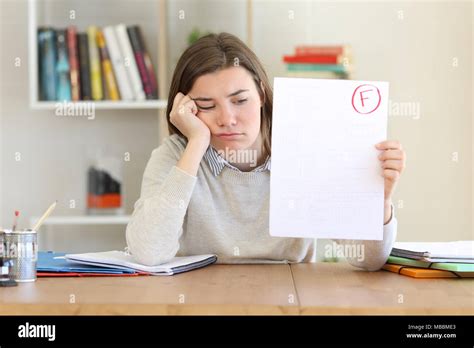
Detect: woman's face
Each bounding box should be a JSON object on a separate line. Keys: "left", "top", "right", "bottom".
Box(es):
{"left": 188, "top": 66, "right": 263, "bottom": 154}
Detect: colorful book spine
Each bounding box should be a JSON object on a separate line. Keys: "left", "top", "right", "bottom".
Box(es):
{"left": 143, "top": 48, "right": 158, "bottom": 98}
{"left": 55, "top": 29, "right": 71, "bottom": 101}
{"left": 287, "top": 63, "right": 349, "bottom": 74}
{"left": 127, "top": 25, "right": 158, "bottom": 99}
{"left": 39, "top": 24, "right": 157, "bottom": 102}
{"left": 67, "top": 26, "right": 81, "bottom": 101}
{"left": 387, "top": 255, "right": 474, "bottom": 272}
{"left": 87, "top": 26, "right": 103, "bottom": 100}
{"left": 103, "top": 26, "right": 134, "bottom": 100}
{"left": 115, "top": 24, "right": 145, "bottom": 101}
{"left": 38, "top": 28, "right": 57, "bottom": 101}
{"left": 285, "top": 71, "right": 348, "bottom": 79}
{"left": 77, "top": 33, "right": 92, "bottom": 100}
{"left": 96, "top": 30, "right": 120, "bottom": 100}
{"left": 382, "top": 264, "right": 473, "bottom": 278}
{"left": 283, "top": 45, "right": 353, "bottom": 80}
{"left": 295, "top": 45, "right": 351, "bottom": 56}
{"left": 283, "top": 54, "right": 344, "bottom": 64}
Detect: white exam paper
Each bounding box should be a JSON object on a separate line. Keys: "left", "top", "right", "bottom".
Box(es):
{"left": 269, "top": 78, "right": 389, "bottom": 240}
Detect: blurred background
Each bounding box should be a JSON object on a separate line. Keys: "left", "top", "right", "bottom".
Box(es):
{"left": 0, "top": 0, "right": 472, "bottom": 258}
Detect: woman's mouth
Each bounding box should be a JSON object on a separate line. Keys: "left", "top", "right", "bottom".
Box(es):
{"left": 216, "top": 133, "right": 243, "bottom": 139}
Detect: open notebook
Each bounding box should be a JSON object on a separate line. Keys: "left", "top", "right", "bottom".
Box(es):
{"left": 65, "top": 251, "right": 217, "bottom": 275}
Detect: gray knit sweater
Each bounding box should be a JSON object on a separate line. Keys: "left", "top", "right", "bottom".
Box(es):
{"left": 126, "top": 134, "right": 397, "bottom": 270}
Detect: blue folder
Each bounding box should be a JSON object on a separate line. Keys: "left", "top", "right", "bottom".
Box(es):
{"left": 37, "top": 251, "right": 136, "bottom": 274}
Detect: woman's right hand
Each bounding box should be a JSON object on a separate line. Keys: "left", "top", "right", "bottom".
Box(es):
{"left": 169, "top": 92, "right": 211, "bottom": 145}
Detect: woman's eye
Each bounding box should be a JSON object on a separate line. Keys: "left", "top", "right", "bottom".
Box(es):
{"left": 196, "top": 104, "right": 215, "bottom": 110}
{"left": 196, "top": 99, "right": 247, "bottom": 110}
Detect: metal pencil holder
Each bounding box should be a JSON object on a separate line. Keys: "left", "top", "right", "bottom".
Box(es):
{"left": 1, "top": 229, "right": 38, "bottom": 282}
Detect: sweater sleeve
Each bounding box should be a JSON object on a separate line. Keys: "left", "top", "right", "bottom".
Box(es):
{"left": 332, "top": 204, "right": 397, "bottom": 271}
{"left": 125, "top": 136, "right": 197, "bottom": 266}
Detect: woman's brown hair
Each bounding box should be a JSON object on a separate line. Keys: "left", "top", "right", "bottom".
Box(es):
{"left": 166, "top": 32, "right": 273, "bottom": 157}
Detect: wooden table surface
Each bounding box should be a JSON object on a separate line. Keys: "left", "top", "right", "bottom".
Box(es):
{"left": 1, "top": 262, "right": 472, "bottom": 315}
{"left": 291, "top": 263, "right": 474, "bottom": 314}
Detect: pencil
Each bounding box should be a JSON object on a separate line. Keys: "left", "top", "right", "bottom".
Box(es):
{"left": 33, "top": 200, "right": 57, "bottom": 231}
{"left": 12, "top": 210, "right": 20, "bottom": 231}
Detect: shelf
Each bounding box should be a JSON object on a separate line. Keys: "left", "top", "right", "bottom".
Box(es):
{"left": 30, "top": 100, "right": 168, "bottom": 110}
{"left": 30, "top": 215, "right": 131, "bottom": 226}
{"left": 28, "top": 0, "right": 169, "bottom": 111}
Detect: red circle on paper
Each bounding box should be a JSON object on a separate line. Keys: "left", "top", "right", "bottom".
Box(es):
{"left": 352, "top": 84, "right": 381, "bottom": 114}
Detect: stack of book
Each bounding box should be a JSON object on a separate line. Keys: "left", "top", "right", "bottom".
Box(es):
{"left": 283, "top": 45, "right": 353, "bottom": 80}
{"left": 38, "top": 24, "right": 158, "bottom": 102}
{"left": 383, "top": 241, "right": 474, "bottom": 278}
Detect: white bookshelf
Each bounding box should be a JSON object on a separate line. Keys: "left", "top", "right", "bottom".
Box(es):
{"left": 30, "top": 215, "right": 131, "bottom": 227}
{"left": 28, "top": 0, "right": 169, "bottom": 110}
{"left": 30, "top": 215, "right": 131, "bottom": 251}
{"left": 30, "top": 100, "right": 167, "bottom": 110}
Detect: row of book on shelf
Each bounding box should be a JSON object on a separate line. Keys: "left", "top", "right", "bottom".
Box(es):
{"left": 382, "top": 241, "right": 474, "bottom": 278}
{"left": 38, "top": 24, "right": 158, "bottom": 102}
{"left": 283, "top": 45, "right": 353, "bottom": 79}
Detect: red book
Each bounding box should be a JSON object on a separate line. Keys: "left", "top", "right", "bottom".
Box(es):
{"left": 283, "top": 54, "right": 341, "bottom": 64}
{"left": 127, "top": 25, "right": 158, "bottom": 99}
{"left": 295, "top": 45, "right": 349, "bottom": 56}
{"left": 37, "top": 272, "right": 147, "bottom": 277}
{"left": 67, "top": 26, "right": 81, "bottom": 101}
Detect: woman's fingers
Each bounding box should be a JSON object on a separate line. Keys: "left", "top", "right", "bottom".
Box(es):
{"left": 177, "top": 95, "right": 198, "bottom": 115}
{"left": 171, "top": 93, "right": 197, "bottom": 120}
{"left": 375, "top": 140, "right": 402, "bottom": 150}
{"left": 381, "top": 159, "right": 405, "bottom": 172}
{"left": 382, "top": 169, "right": 400, "bottom": 181}
{"left": 378, "top": 149, "right": 405, "bottom": 161}
{"left": 376, "top": 140, "right": 405, "bottom": 201}
{"left": 172, "top": 92, "right": 185, "bottom": 110}
{"left": 183, "top": 99, "right": 198, "bottom": 115}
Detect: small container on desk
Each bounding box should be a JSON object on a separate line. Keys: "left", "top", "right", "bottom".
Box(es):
{"left": 0, "top": 229, "right": 38, "bottom": 283}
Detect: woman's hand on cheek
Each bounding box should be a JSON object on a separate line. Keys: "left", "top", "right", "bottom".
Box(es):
{"left": 375, "top": 140, "right": 406, "bottom": 202}
{"left": 170, "top": 92, "right": 211, "bottom": 146}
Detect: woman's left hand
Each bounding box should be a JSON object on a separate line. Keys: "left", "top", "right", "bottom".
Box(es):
{"left": 375, "top": 140, "right": 406, "bottom": 202}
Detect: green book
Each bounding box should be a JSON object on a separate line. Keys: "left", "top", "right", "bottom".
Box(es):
{"left": 387, "top": 255, "right": 474, "bottom": 272}
{"left": 287, "top": 63, "right": 348, "bottom": 74}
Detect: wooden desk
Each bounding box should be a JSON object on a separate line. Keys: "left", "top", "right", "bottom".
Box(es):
{"left": 1, "top": 263, "right": 472, "bottom": 315}
{"left": 291, "top": 263, "right": 474, "bottom": 315}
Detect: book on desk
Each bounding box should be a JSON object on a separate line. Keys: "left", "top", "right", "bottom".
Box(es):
{"left": 37, "top": 250, "right": 217, "bottom": 276}
{"left": 383, "top": 241, "right": 474, "bottom": 278}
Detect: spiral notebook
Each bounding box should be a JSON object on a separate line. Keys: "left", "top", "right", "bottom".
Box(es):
{"left": 65, "top": 250, "right": 217, "bottom": 276}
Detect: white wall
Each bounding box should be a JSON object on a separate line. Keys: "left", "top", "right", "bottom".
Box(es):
{"left": 251, "top": 0, "right": 473, "bottom": 242}
{"left": 0, "top": 0, "right": 472, "bottom": 254}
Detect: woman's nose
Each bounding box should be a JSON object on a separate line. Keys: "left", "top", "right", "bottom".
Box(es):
{"left": 217, "top": 105, "right": 237, "bottom": 127}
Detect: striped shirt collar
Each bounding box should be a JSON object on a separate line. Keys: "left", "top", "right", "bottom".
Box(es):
{"left": 204, "top": 146, "right": 271, "bottom": 176}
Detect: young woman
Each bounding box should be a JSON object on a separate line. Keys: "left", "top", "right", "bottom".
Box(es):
{"left": 126, "top": 33, "right": 406, "bottom": 271}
